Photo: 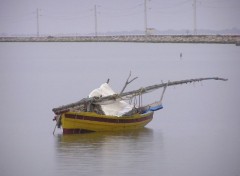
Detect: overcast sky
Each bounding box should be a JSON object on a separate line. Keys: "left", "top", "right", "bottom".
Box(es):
{"left": 0, "top": 0, "right": 240, "bottom": 35}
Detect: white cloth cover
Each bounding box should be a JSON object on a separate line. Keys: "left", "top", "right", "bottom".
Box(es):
{"left": 89, "top": 83, "right": 133, "bottom": 117}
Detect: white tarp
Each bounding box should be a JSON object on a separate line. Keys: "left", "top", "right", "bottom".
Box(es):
{"left": 89, "top": 83, "right": 133, "bottom": 117}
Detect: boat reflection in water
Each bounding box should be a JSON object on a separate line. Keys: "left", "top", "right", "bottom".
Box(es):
{"left": 55, "top": 128, "right": 165, "bottom": 176}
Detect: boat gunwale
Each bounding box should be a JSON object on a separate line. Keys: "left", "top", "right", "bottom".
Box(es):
{"left": 64, "top": 111, "right": 153, "bottom": 120}
{"left": 62, "top": 111, "right": 153, "bottom": 125}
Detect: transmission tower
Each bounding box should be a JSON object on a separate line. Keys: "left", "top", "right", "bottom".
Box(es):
{"left": 94, "top": 5, "right": 98, "bottom": 36}
{"left": 144, "top": 0, "right": 148, "bottom": 35}
{"left": 36, "top": 8, "right": 39, "bottom": 37}
{"left": 193, "top": 0, "right": 197, "bottom": 35}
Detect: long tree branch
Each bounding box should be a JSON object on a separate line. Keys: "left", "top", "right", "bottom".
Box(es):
{"left": 52, "top": 77, "right": 227, "bottom": 114}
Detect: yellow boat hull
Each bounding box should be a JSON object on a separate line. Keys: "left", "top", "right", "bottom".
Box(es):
{"left": 61, "top": 111, "right": 154, "bottom": 134}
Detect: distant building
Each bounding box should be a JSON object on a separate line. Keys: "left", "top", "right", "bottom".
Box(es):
{"left": 146, "top": 28, "right": 156, "bottom": 35}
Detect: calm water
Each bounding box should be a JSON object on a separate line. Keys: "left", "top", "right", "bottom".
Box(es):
{"left": 0, "top": 42, "right": 240, "bottom": 176}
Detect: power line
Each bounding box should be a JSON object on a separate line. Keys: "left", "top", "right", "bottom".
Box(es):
{"left": 100, "top": 4, "right": 143, "bottom": 12}
{"left": 151, "top": 0, "right": 192, "bottom": 10}
{"left": 100, "top": 10, "right": 143, "bottom": 18}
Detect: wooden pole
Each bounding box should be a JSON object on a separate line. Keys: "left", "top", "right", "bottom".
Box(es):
{"left": 93, "top": 77, "right": 228, "bottom": 104}
{"left": 53, "top": 115, "right": 61, "bottom": 135}
{"left": 52, "top": 77, "right": 227, "bottom": 115}
{"left": 94, "top": 5, "right": 98, "bottom": 36}
{"left": 36, "top": 8, "right": 39, "bottom": 37}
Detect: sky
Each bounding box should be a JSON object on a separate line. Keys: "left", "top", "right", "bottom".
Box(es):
{"left": 0, "top": 0, "right": 240, "bottom": 36}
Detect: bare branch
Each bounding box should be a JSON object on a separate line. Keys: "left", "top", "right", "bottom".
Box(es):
{"left": 120, "top": 71, "right": 138, "bottom": 94}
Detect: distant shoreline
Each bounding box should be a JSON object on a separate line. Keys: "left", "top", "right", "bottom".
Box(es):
{"left": 0, "top": 35, "right": 239, "bottom": 45}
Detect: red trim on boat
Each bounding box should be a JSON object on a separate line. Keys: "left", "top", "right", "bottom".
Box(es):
{"left": 63, "top": 129, "right": 94, "bottom": 134}
{"left": 64, "top": 113, "right": 153, "bottom": 123}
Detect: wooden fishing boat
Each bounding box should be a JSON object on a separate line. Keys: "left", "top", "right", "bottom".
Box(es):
{"left": 60, "top": 111, "right": 154, "bottom": 134}
{"left": 52, "top": 75, "right": 227, "bottom": 134}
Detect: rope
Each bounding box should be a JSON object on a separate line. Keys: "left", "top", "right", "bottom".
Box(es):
{"left": 133, "top": 94, "right": 137, "bottom": 108}
{"left": 139, "top": 88, "right": 145, "bottom": 107}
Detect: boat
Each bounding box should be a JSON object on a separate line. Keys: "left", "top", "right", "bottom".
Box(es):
{"left": 52, "top": 75, "right": 227, "bottom": 134}
{"left": 59, "top": 111, "right": 154, "bottom": 134}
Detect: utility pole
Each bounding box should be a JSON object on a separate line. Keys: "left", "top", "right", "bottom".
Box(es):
{"left": 144, "top": 0, "right": 148, "bottom": 35}
{"left": 36, "top": 8, "right": 39, "bottom": 37}
{"left": 94, "top": 5, "right": 98, "bottom": 36}
{"left": 193, "top": 0, "right": 197, "bottom": 35}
